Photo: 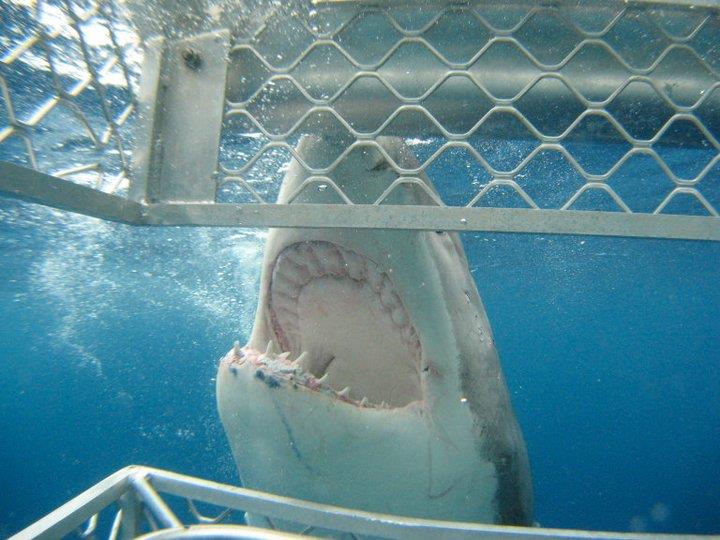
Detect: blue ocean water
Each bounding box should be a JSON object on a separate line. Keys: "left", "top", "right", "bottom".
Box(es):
{"left": 2, "top": 193, "right": 719, "bottom": 536}
{"left": 2, "top": 6, "right": 720, "bottom": 536}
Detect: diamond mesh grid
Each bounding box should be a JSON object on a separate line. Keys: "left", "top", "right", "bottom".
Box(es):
{"left": 1, "top": 0, "right": 719, "bottom": 235}
{"left": 217, "top": 1, "right": 720, "bottom": 217}
{"left": 0, "top": 0, "right": 137, "bottom": 192}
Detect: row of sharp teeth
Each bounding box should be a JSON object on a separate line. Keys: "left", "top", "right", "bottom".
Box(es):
{"left": 232, "top": 340, "right": 389, "bottom": 408}
{"left": 269, "top": 241, "right": 421, "bottom": 354}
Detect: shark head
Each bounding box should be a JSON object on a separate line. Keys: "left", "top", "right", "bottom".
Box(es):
{"left": 217, "top": 137, "right": 532, "bottom": 526}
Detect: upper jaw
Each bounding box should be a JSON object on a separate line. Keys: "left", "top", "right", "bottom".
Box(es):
{"left": 268, "top": 240, "right": 421, "bottom": 354}
{"left": 255, "top": 239, "right": 424, "bottom": 407}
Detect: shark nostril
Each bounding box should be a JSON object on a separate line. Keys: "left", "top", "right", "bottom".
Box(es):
{"left": 370, "top": 158, "right": 389, "bottom": 171}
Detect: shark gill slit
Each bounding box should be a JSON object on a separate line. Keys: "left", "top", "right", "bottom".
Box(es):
{"left": 267, "top": 240, "right": 423, "bottom": 408}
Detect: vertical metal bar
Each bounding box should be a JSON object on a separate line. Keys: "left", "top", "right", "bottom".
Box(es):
{"left": 108, "top": 509, "right": 123, "bottom": 540}
{"left": 117, "top": 492, "right": 142, "bottom": 540}
{"left": 129, "top": 474, "right": 183, "bottom": 529}
{"left": 130, "top": 30, "right": 230, "bottom": 204}
{"left": 129, "top": 34, "right": 164, "bottom": 203}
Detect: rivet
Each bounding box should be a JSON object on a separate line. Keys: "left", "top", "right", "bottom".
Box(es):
{"left": 182, "top": 48, "right": 202, "bottom": 70}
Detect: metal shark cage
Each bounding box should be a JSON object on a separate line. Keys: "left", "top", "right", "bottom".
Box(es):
{"left": 2, "top": 0, "right": 720, "bottom": 538}
{"left": 1, "top": 0, "right": 720, "bottom": 239}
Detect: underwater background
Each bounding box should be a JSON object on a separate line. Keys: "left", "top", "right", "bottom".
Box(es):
{"left": 2, "top": 187, "right": 720, "bottom": 537}
{"left": 2, "top": 2, "right": 720, "bottom": 537}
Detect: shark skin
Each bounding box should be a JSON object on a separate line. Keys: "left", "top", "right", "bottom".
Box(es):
{"left": 216, "top": 137, "right": 533, "bottom": 526}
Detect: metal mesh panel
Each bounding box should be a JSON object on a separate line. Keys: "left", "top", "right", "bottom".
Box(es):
{"left": 0, "top": 0, "right": 137, "bottom": 192}
{"left": 0, "top": 0, "right": 719, "bottom": 238}
{"left": 217, "top": 0, "right": 720, "bottom": 217}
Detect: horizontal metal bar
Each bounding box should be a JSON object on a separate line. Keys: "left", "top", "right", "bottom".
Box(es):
{"left": 139, "top": 525, "right": 309, "bottom": 539}
{"left": 312, "top": 0, "right": 720, "bottom": 6}
{"left": 0, "top": 162, "right": 143, "bottom": 224}
{"left": 9, "top": 465, "right": 717, "bottom": 540}
{"left": 8, "top": 467, "right": 135, "bottom": 540}
{"left": 144, "top": 203, "right": 720, "bottom": 241}
{"left": 145, "top": 467, "right": 709, "bottom": 540}
{"left": 1, "top": 163, "right": 718, "bottom": 240}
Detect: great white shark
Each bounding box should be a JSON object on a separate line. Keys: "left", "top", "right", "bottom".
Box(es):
{"left": 216, "top": 136, "right": 532, "bottom": 527}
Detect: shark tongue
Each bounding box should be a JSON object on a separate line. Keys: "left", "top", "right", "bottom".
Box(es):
{"left": 269, "top": 241, "right": 422, "bottom": 408}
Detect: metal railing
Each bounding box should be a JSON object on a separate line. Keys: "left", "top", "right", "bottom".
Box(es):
{"left": 9, "top": 465, "right": 715, "bottom": 540}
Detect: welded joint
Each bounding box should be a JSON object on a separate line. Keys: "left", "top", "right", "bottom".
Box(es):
{"left": 128, "top": 472, "right": 183, "bottom": 530}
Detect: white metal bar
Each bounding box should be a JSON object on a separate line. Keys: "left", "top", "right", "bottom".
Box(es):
{"left": 2, "top": 163, "right": 719, "bottom": 240}
{"left": 129, "top": 474, "right": 183, "bottom": 529}
{"left": 0, "top": 162, "right": 143, "bottom": 224}
{"left": 143, "top": 203, "right": 720, "bottom": 241}
{"left": 153, "top": 467, "right": 647, "bottom": 539}
{"left": 9, "top": 465, "right": 718, "bottom": 540}
{"left": 8, "top": 467, "right": 134, "bottom": 540}
{"left": 138, "top": 525, "right": 310, "bottom": 539}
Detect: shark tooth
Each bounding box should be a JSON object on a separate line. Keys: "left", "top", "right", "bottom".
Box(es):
{"left": 293, "top": 351, "right": 310, "bottom": 370}
{"left": 338, "top": 386, "right": 351, "bottom": 398}
{"left": 316, "top": 372, "right": 330, "bottom": 385}
{"left": 278, "top": 351, "right": 291, "bottom": 360}
{"left": 266, "top": 340, "right": 279, "bottom": 356}
{"left": 232, "top": 341, "right": 242, "bottom": 357}
{"left": 360, "top": 397, "right": 369, "bottom": 407}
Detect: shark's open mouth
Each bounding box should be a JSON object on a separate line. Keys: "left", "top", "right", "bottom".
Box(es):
{"left": 218, "top": 137, "right": 532, "bottom": 525}
{"left": 230, "top": 240, "right": 423, "bottom": 409}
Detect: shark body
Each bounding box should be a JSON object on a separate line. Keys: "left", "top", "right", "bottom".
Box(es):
{"left": 217, "top": 137, "right": 532, "bottom": 526}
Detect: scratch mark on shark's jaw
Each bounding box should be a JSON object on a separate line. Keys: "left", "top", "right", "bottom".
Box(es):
{"left": 237, "top": 240, "right": 424, "bottom": 409}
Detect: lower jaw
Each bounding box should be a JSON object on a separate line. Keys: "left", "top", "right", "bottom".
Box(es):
{"left": 221, "top": 344, "right": 426, "bottom": 412}
{"left": 216, "top": 353, "right": 497, "bottom": 524}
